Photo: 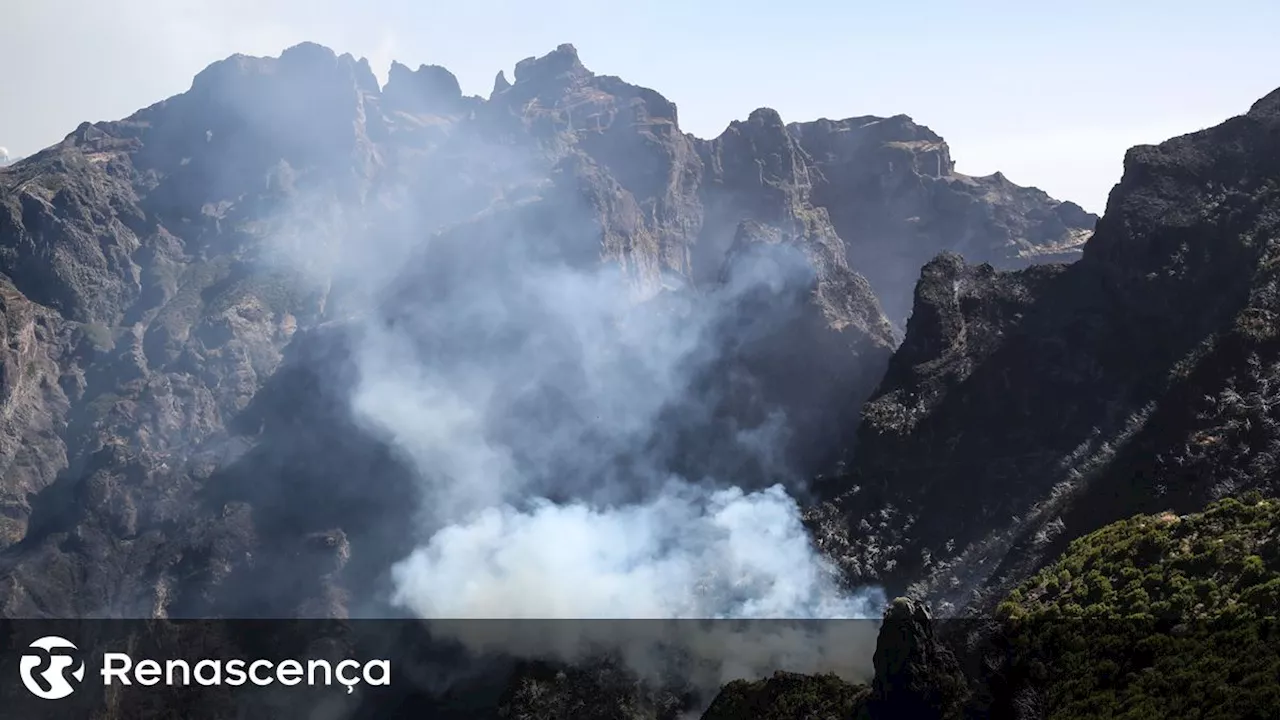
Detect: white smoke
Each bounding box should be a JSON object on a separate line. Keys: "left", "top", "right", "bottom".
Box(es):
{"left": 389, "top": 483, "right": 872, "bottom": 620}
{"left": 0, "top": 147, "right": 10, "bottom": 165}
{"left": 335, "top": 226, "right": 886, "bottom": 684}
{"left": 386, "top": 480, "right": 885, "bottom": 687}
{"left": 248, "top": 55, "right": 886, "bottom": 690}
{"left": 341, "top": 245, "right": 882, "bottom": 615}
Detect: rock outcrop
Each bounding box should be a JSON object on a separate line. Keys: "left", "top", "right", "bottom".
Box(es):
{"left": 701, "top": 670, "right": 870, "bottom": 720}
{"left": 861, "top": 597, "right": 968, "bottom": 720}
{"left": 789, "top": 115, "right": 1094, "bottom": 323}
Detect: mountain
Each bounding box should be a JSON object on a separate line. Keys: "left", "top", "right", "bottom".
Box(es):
{"left": 0, "top": 41, "right": 1089, "bottom": 622}
{"left": 748, "top": 84, "right": 1280, "bottom": 720}
{"left": 22, "top": 36, "right": 1280, "bottom": 720}
{"left": 785, "top": 116, "right": 1094, "bottom": 323}
{"left": 808, "top": 85, "right": 1280, "bottom": 615}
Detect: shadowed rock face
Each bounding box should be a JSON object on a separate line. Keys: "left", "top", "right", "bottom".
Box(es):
{"left": 809, "top": 84, "right": 1280, "bottom": 615}
{"left": 701, "top": 670, "right": 870, "bottom": 720}
{"left": 789, "top": 115, "right": 1094, "bottom": 324}
{"left": 860, "top": 597, "right": 968, "bottom": 720}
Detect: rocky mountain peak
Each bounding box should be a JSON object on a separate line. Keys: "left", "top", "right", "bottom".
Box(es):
{"left": 887, "top": 595, "right": 931, "bottom": 622}
{"left": 863, "top": 597, "right": 968, "bottom": 720}
{"left": 383, "top": 60, "right": 465, "bottom": 114}
{"left": 703, "top": 106, "right": 816, "bottom": 213}
{"left": 350, "top": 54, "right": 381, "bottom": 94}
{"left": 744, "top": 107, "right": 786, "bottom": 127}
{"left": 513, "top": 42, "right": 590, "bottom": 85}
{"left": 1082, "top": 88, "right": 1280, "bottom": 308}
{"left": 188, "top": 42, "right": 377, "bottom": 98}
{"left": 279, "top": 40, "right": 337, "bottom": 65}
{"left": 492, "top": 69, "right": 512, "bottom": 97}
{"left": 1248, "top": 86, "right": 1280, "bottom": 117}
{"left": 181, "top": 42, "right": 383, "bottom": 155}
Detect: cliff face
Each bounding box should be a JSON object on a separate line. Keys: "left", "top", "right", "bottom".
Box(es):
{"left": 810, "top": 86, "right": 1280, "bottom": 614}
{"left": 788, "top": 115, "right": 1094, "bottom": 323}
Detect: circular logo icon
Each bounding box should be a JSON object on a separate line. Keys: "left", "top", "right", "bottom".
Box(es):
{"left": 19, "top": 636, "right": 86, "bottom": 700}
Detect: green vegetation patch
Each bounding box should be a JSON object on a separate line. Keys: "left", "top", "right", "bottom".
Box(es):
{"left": 995, "top": 495, "right": 1280, "bottom": 720}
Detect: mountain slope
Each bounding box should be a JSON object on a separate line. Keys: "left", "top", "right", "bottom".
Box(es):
{"left": 0, "top": 41, "right": 1089, "bottom": 620}
{"left": 719, "top": 497, "right": 1280, "bottom": 720}
{"left": 809, "top": 84, "right": 1280, "bottom": 613}
{"left": 979, "top": 495, "right": 1280, "bottom": 720}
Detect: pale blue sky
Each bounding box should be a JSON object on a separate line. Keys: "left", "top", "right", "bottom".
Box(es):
{"left": 3, "top": 0, "right": 1277, "bottom": 212}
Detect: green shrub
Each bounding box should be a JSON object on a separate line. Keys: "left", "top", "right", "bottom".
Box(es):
{"left": 995, "top": 497, "right": 1280, "bottom": 720}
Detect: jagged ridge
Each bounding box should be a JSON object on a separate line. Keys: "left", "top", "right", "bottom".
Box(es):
{"left": 810, "top": 81, "right": 1280, "bottom": 617}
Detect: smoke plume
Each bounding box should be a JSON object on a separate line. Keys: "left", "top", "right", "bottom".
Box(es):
{"left": 251, "top": 52, "right": 887, "bottom": 691}
{"left": 330, "top": 214, "right": 885, "bottom": 684}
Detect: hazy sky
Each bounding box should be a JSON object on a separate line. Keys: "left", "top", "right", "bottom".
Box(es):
{"left": 3, "top": 0, "right": 1277, "bottom": 212}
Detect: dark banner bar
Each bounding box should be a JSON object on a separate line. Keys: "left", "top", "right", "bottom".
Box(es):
{"left": 0, "top": 619, "right": 882, "bottom": 719}
{"left": 4, "top": 618, "right": 1277, "bottom": 718}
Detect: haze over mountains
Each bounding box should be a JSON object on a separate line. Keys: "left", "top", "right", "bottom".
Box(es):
{"left": 0, "top": 40, "right": 1093, "bottom": 619}
{"left": 1, "top": 39, "right": 1279, "bottom": 719}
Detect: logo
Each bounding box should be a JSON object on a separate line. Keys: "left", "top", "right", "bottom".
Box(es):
{"left": 19, "top": 636, "right": 86, "bottom": 700}
{"left": 13, "top": 634, "right": 389, "bottom": 699}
